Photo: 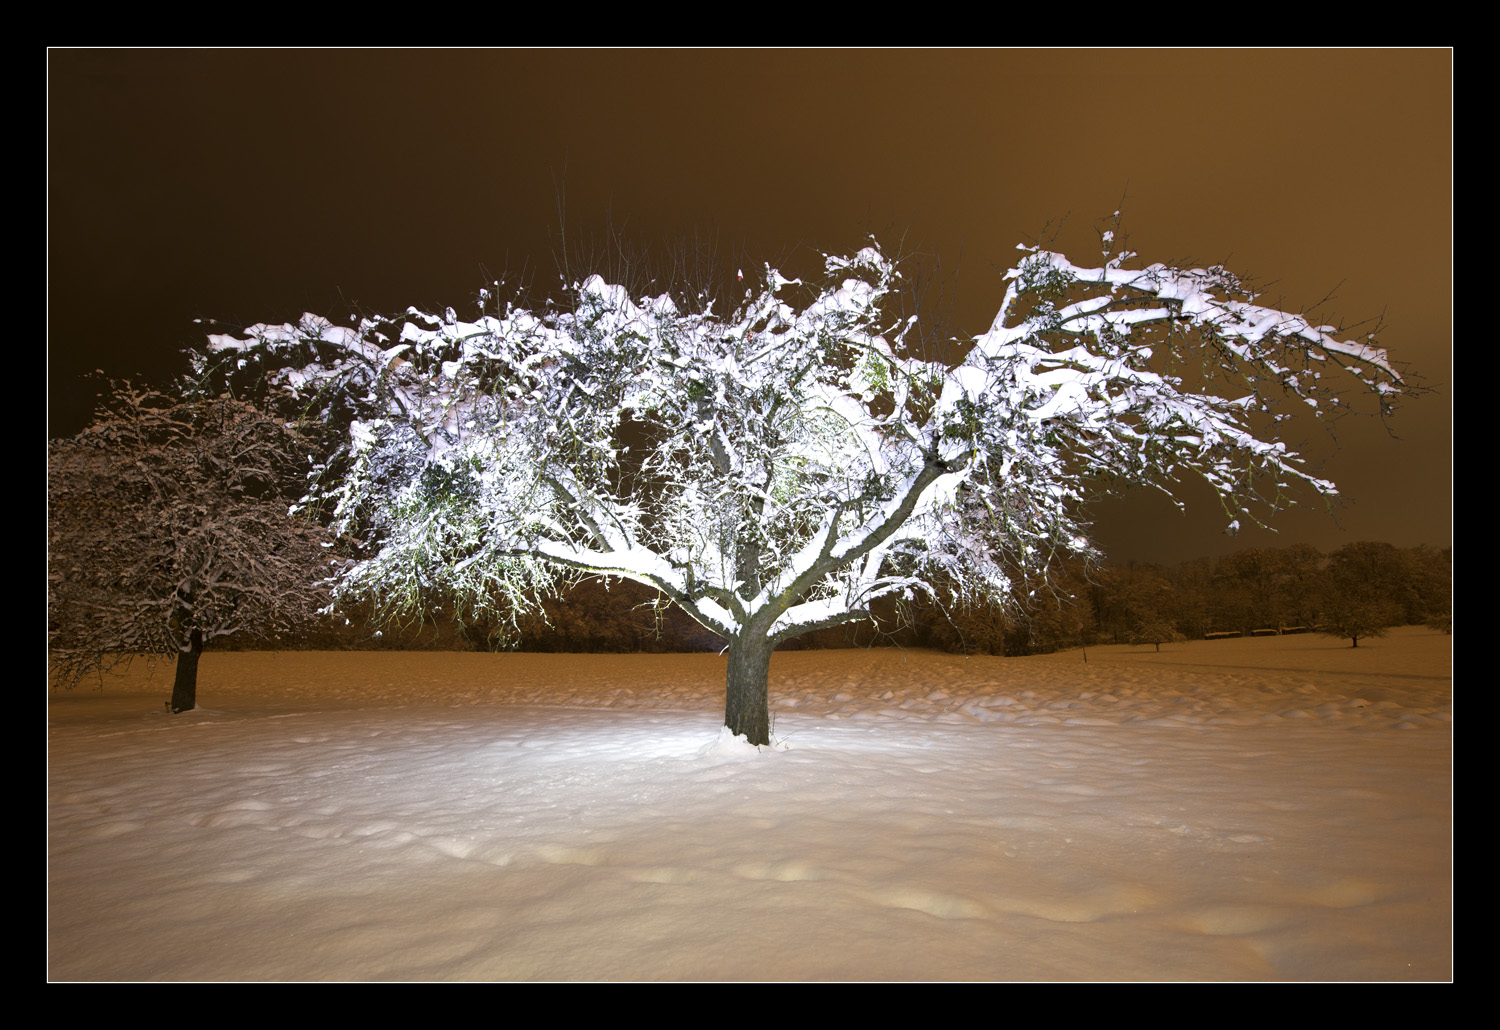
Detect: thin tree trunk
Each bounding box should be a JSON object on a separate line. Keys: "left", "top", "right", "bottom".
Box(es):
{"left": 723, "top": 634, "right": 774, "bottom": 746}
{"left": 170, "top": 629, "right": 203, "bottom": 713}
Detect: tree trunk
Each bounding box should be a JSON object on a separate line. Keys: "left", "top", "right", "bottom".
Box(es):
{"left": 723, "top": 634, "right": 774, "bottom": 746}
{"left": 170, "top": 629, "right": 203, "bottom": 713}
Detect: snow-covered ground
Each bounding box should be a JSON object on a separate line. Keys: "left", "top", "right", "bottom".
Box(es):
{"left": 48, "top": 627, "right": 1451, "bottom": 981}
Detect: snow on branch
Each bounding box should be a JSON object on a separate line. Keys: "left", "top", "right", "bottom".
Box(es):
{"left": 198, "top": 235, "right": 1404, "bottom": 649}
{"left": 49, "top": 384, "right": 338, "bottom": 686}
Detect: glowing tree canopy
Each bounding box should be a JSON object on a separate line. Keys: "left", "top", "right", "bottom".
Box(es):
{"left": 205, "top": 233, "right": 1402, "bottom": 744}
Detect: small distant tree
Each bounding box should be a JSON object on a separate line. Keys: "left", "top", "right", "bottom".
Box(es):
{"left": 1317, "top": 541, "right": 1405, "bottom": 647}
{"left": 1129, "top": 615, "right": 1185, "bottom": 652}
{"left": 1317, "top": 595, "right": 1397, "bottom": 648}
{"left": 48, "top": 383, "right": 336, "bottom": 711}
{"left": 205, "top": 225, "right": 1406, "bottom": 744}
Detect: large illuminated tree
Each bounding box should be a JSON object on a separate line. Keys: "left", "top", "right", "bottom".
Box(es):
{"left": 205, "top": 231, "right": 1403, "bottom": 744}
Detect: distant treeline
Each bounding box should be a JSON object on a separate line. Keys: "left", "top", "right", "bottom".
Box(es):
{"left": 193, "top": 540, "right": 1450, "bottom": 657}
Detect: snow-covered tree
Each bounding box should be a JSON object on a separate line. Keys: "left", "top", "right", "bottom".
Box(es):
{"left": 204, "top": 231, "right": 1403, "bottom": 744}
{"left": 48, "top": 384, "right": 336, "bottom": 711}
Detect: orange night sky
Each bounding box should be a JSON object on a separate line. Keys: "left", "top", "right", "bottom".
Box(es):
{"left": 47, "top": 49, "right": 1451, "bottom": 564}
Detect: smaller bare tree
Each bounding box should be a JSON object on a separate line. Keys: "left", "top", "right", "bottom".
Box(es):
{"left": 1316, "top": 542, "right": 1408, "bottom": 649}
{"left": 49, "top": 383, "right": 336, "bottom": 711}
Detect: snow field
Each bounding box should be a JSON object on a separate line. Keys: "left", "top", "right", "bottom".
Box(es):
{"left": 49, "top": 628, "right": 1450, "bottom": 980}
